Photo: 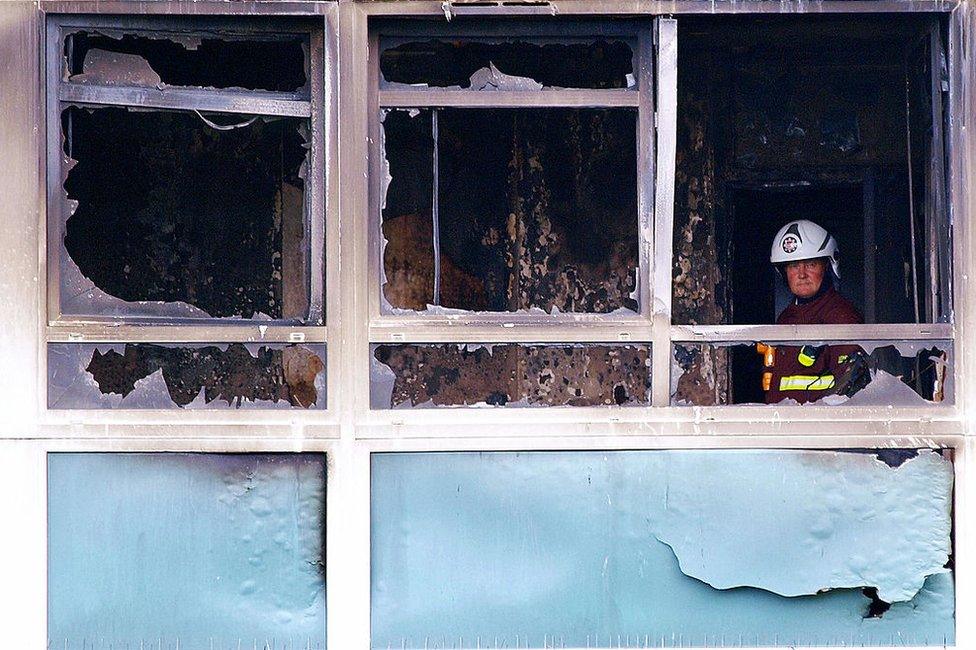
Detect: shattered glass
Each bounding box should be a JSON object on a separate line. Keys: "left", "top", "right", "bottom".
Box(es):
{"left": 371, "top": 343, "right": 650, "bottom": 408}
{"left": 60, "top": 106, "right": 311, "bottom": 322}
{"left": 66, "top": 30, "right": 308, "bottom": 93}
{"left": 48, "top": 343, "right": 326, "bottom": 409}
{"left": 671, "top": 340, "right": 951, "bottom": 406}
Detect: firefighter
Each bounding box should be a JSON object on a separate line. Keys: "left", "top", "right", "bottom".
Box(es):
{"left": 759, "top": 220, "right": 865, "bottom": 404}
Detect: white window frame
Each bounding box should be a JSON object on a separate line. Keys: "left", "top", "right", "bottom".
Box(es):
{"left": 39, "top": 8, "right": 342, "bottom": 424}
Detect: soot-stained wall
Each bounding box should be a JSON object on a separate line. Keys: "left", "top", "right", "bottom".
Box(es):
{"left": 61, "top": 107, "right": 308, "bottom": 320}
{"left": 372, "top": 344, "right": 650, "bottom": 408}
{"left": 382, "top": 108, "right": 639, "bottom": 313}
{"left": 48, "top": 343, "right": 326, "bottom": 409}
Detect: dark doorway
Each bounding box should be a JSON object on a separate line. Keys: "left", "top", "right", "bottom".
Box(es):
{"left": 729, "top": 182, "right": 865, "bottom": 325}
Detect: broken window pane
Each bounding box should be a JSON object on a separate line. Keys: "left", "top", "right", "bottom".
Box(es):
{"left": 382, "top": 108, "right": 639, "bottom": 314}
{"left": 48, "top": 343, "right": 326, "bottom": 409}
{"left": 60, "top": 106, "right": 312, "bottom": 321}
{"left": 49, "top": 453, "right": 326, "bottom": 649}
{"left": 671, "top": 340, "right": 951, "bottom": 406}
{"left": 65, "top": 30, "right": 308, "bottom": 92}
{"left": 371, "top": 343, "right": 650, "bottom": 408}
{"left": 672, "top": 15, "right": 950, "bottom": 325}
{"left": 380, "top": 39, "right": 635, "bottom": 90}
{"left": 371, "top": 450, "right": 953, "bottom": 647}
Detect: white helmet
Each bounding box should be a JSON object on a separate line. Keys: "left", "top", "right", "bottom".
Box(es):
{"left": 770, "top": 219, "right": 840, "bottom": 278}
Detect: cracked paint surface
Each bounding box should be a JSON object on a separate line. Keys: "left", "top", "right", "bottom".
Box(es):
{"left": 48, "top": 453, "right": 327, "bottom": 650}
{"left": 371, "top": 450, "right": 953, "bottom": 648}
{"left": 651, "top": 450, "right": 951, "bottom": 603}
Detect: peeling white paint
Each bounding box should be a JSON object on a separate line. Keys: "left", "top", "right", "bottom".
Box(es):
{"left": 653, "top": 450, "right": 952, "bottom": 603}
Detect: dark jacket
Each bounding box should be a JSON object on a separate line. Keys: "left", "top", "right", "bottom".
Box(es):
{"left": 764, "top": 287, "right": 863, "bottom": 404}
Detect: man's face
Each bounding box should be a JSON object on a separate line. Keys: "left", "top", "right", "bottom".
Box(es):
{"left": 784, "top": 258, "right": 827, "bottom": 299}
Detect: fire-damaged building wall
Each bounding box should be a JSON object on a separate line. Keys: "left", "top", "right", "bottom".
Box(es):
{"left": 372, "top": 344, "right": 650, "bottom": 408}
{"left": 61, "top": 107, "right": 309, "bottom": 321}
{"left": 48, "top": 343, "right": 326, "bottom": 409}
{"left": 671, "top": 15, "right": 943, "bottom": 405}
{"left": 382, "top": 107, "right": 639, "bottom": 314}
{"left": 53, "top": 24, "right": 319, "bottom": 323}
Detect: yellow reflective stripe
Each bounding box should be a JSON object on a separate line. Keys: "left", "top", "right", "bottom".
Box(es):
{"left": 838, "top": 355, "right": 849, "bottom": 364}
{"left": 779, "top": 375, "right": 836, "bottom": 391}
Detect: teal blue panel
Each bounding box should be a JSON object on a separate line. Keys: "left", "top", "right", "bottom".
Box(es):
{"left": 48, "top": 453, "right": 326, "bottom": 650}
{"left": 371, "top": 450, "right": 953, "bottom": 648}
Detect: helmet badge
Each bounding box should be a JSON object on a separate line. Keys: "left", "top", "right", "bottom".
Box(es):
{"left": 781, "top": 235, "right": 799, "bottom": 254}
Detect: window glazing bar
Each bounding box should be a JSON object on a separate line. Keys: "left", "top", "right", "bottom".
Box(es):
{"left": 671, "top": 323, "right": 953, "bottom": 343}
{"left": 378, "top": 89, "right": 639, "bottom": 109}
{"left": 59, "top": 84, "right": 312, "bottom": 118}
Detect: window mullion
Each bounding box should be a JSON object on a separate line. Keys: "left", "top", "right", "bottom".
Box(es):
{"left": 650, "top": 17, "right": 678, "bottom": 408}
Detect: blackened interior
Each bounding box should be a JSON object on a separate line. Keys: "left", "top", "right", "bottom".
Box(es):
{"left": 62, "top": 107, "right": 307, "bottom": 319}
{"left": 381, "top": 39, "right": 634, "bottom": 89}
{"left": 66, "top": 31, "right": 307, "bottom": 92}
{"left": 672, "top": 14, "right": 945, "bottom": 326}
{"left": 382, "top": 108, "right": 638, "bottom": 313}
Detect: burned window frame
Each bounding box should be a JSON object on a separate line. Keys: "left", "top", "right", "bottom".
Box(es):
{"left": 42, "top": 13, "right": 335, "bottom": 412}
{"left": 366, "top": 17, "right": 674, "bottom": 409}
{"left": 45, "top": 14, "right": 327, "bottom": 326}
{"left": 664, "top": 13, "right": 958, "bottom": 410}
{"left": 368, "top": 18, "right": 659, "bottom": 326}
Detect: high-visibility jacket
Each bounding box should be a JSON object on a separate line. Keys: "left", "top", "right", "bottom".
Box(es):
{"left": 763, "top": 287, "right": 863, "bottom": 404}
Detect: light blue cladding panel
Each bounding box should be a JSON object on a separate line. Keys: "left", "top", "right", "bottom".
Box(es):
{"left": 48, "top": 453, "right": 327, "bottom": 650}
{"left": 371, "top": 450, "right": 954, "bottom": 649}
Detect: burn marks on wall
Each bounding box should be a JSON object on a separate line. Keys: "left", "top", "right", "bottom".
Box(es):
{"left": 48, "top": 343, "right": 326, "bottom": 409}
{"left": 381, "top": 108, "right": 638, "bottom": 314}
{"left": 60, "top": 106, "right": 309, "bottom": 320}
{"left": 371, "top": 344, "right": 650, "bottom": 408}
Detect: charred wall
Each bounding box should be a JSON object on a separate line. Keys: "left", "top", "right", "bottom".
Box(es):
{"left": 62, "top": 107, "right": 308, "bottom": 320}
{"left": 382, "top": 108, "right": 639, "bottom": 313}
{"left": 372, "top": 344, "right": 650, "bottom": 408}
{"left": 48, "top": 343, "right": 326, "bottom": 409}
